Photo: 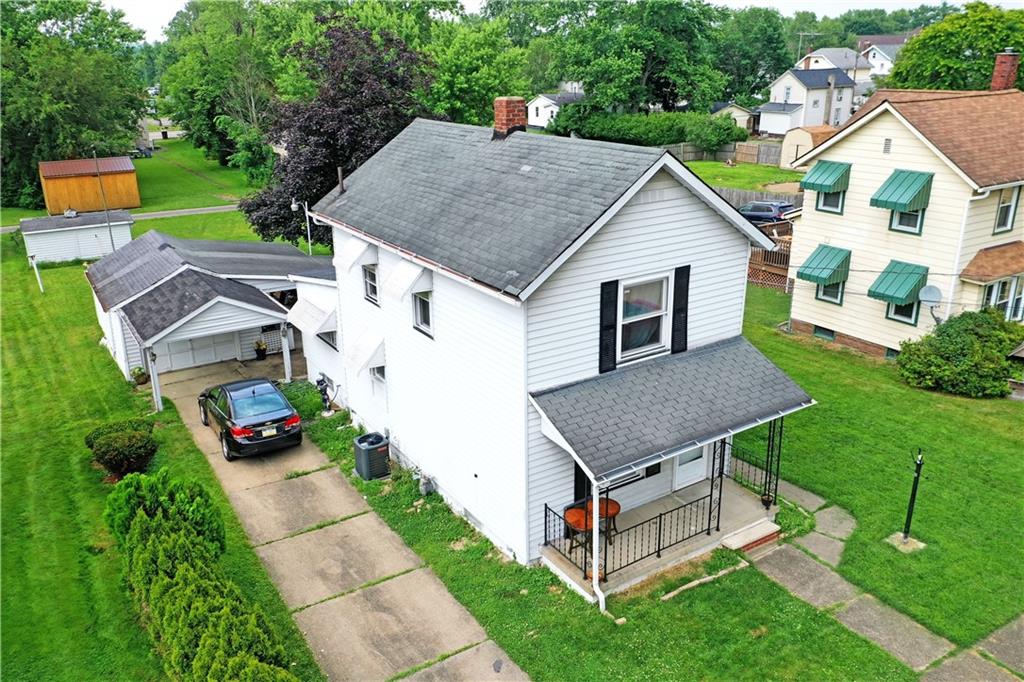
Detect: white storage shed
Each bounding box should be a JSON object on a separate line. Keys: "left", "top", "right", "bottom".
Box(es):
{"left": 20, "top": 210, "right": 133, "bottom": 263}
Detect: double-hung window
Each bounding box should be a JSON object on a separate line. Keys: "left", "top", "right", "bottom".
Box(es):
{"left": 994, "top": 187, "right": 1020, "bottom": 234}
{"left": 413, "top": 291, "right": 432, "bottom": 336}
{"left": 816, "top": 191, "right": 844, "bottom": 213}
{"left": 890, "top": 209, "right": 925, "bottom": 235}
{"left": 984, "top": 276, "right": 1023, "bottom": 321}
{"left": 369, "top": 365, "right": 386, "bottom": 384}
{"left": 619, "top": 276, "right": 670, "bottom": 361}
{"left": 886, "top": 300, "right": 920, "bottom": 325}
{"left": 815, "top": 281, "right": 845, "bottom": 304}
{"left": 362, "top": 264, "right": 379, "bottom": 304}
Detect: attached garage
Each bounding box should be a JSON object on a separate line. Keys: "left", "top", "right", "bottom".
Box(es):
{"left": 87, "top": 230, "right": 330, "bottom": 409}
{"left": 20, "top": 210, "right": 133, "bottom": 263}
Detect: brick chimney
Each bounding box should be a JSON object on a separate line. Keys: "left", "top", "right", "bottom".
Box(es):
{"left": 493, "top": 97, "right": 527, "bottom": 139}
{"left": 991, "top": 47, "right": 1020, "bottom": 91}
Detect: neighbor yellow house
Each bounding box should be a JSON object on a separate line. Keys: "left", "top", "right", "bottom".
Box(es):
{"left": 787, "top": 73, "right": 1023, "bottom": 357}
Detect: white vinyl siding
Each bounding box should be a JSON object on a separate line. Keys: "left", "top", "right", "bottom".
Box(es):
{"left": 789, "top": 111, "right": 973, "bottom": 350}
{"left": 524, "top": 170, "right": 750, "bottom": 558}
{"left": 293, "top": 279, "right": 343, "bottom": 399}
{"left": 333, "top": 228, "right": 529, "bottom": 560}
{"left": 23, "top": 223, "right": 132, "bottom": 263}
{"left": 954, "top": 184, "right": 1024, "bottom": 315}
{"left": 156, "top": 300, "right": 281, "bottom": 345}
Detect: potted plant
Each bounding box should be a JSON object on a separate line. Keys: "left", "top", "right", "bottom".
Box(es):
{"left": 130, "top": 366, "right": 150, "bottom": 386}
{"left": 254, "top": 337, "right": 268, "bottom": 360}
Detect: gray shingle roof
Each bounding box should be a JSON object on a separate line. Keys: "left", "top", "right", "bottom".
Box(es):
{"left": 121, "top": 269, "right": 284, "bottom": 342}
{"left": 530, "top": 337, "right": 813, "bottom": 482}
{"left": 789, "top": 68, "right": 857, "bottom": 90}
{"left": 539, "top": 92, "right": 585, "bottom": 106}
{"left": 87, "top": 230, "right": 327, "bottom": 310}
{"left": 20, "top": 210, "right": 133, "bottom": 234}
{"left": 805, "top": 48, "right": 864, "bottom": 71}
{"left": 291, "top": 265, "right": 337, "bottom": 282}
{"left": 312, "top": 118, "right": 665, "bottom": 295}
{"left": 757, "top": 102, "right": 803, "bottom": 113}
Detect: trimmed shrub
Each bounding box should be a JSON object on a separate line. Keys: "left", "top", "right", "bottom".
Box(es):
{"left": 104, "top": 470, "right": 297, "bottom": 681}
{"left": 85, "top": 418, "right": 154, "bottom": 450}
{"left": 896, "top": 308, "right": 1024, "bottom": 398}
{"left": 104, "top": 467, "right": 225, "bottom": 550}
{"left": 92, "top": 430, "right": 158, "bottom": 477}
{"left": 548, "top": 106, "right": 747, "bottom": 148}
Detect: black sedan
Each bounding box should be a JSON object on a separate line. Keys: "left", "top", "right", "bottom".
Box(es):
{"left": 198, "top": 379, "right": 302, "bottom": 461}
{"left": 738, "top": 201, "right": 795, "bottom": 224}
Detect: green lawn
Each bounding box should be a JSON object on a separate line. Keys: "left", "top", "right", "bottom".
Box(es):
{"left": 688, "top": 160, "right": 804, "bottom": 191}
{"left": 297, "top": 409, "right": 915, "bottom": 682}
{"left": 0, "top": 206, "right": 47, "bottom": 226}
{"left": 737, "top": 286, "right": 1024, "bottom": 646}
{"left": 0, "top": 235, "right": 323, "bottom": 681}
{"left": 133, "top": 138, "right": 254, "bottom": 212}
{"left": 130, "top": 209, "right": 331, "bottom": 257}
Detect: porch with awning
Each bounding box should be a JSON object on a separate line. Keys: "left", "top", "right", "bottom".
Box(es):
{"left": 529, "top": 337, "right": 813, "bottom": 601}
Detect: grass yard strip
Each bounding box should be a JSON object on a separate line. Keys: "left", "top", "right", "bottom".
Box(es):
{"left": 0, "top": 235, "right": 323, "bottom": 681}
{"left": 130, "top": 209, "right": 332, "bottom": 256}
{"left": 737, "top": 285, "right": 1024, "bottom": 645}
{"left": 387, "top": 640, "right": 487, "bottom": 681}
{"left": 301, "top": 412, "right": 914, "bottom": 681}
{"left": 132, "top": 138, "right": 254, "bottom": 212}
{"left": 686, "top": 160, "right": 804, "bottom": 191}
{"left": 0, "top": 205, "right": 46, "bottom": 226}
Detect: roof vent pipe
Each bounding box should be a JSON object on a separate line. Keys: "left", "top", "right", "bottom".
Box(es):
{"left": 337, "top": 166, "right": 345, "bottom": 193}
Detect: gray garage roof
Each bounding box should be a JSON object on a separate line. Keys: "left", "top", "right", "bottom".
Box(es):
{"left": 789, "top": 68, "right": 857, "bottom": 90}
{"left": 121, "top": 269, "right": 284, "bottom": 342}
{"left": 87, "top": 230, "right": 327, "bottom": 310}
{"left": 756, "top": 102, "right": 803, "bottom": 114}
{"left": 20, "top": 210, "right": 133, "bottom": 234}
{"left": 530, "top": 337, "right": 813, "bottom": 483}
{"left": 312, "top": 118, "right": 665, "bottom": 296}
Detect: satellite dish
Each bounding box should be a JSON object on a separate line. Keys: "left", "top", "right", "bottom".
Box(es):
{"left": 918, "top": 285, "right": 943, "bottom": 307}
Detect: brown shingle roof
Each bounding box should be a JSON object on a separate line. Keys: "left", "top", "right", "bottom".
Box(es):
{"left": 960, "top": 241, "right": 1024, "bottom": 283}
{"left": 844, "top": 89, "right": 1024, "bottom": 188}
{"left": 39, "top": 156, "right": 135, "bottom": 179}
{"left": 802, "top": 125, "right": 837, "bottom": 146}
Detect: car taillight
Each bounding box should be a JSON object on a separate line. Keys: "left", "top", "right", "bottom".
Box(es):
{"left": 284, "top": 415, "right": 301, "bottom": 429}
{"left": 230, "top": 425, "right": 254, "bottom": 438}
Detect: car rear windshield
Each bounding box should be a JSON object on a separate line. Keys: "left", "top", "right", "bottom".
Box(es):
{"left": 231, "top": 389, "right": 288, "bottom": 418}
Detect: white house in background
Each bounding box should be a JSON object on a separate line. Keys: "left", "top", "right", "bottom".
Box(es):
{"left": 287, "top": 265, "right": 342, "bottom": 397}
{"left": 757, "top": 68, "right": 856, "bottom": 135}
{"left": 86, "top": 231, "right": 328, "bottom": 408}
{"left": 20, "top": 210, "right": 133, "bottom": 263}
{"left": 788, "top": 75, "right": 1023, "bottom": 358}
{"left": 305, "top": 97, "right": 813, "bottom": 605}
{"left": 794, "top": 48, "right": 872, "bottom": 82}
{"left": 526, "top": 91, "right": 585, "bottom": 128}
{"left": 861, "top": 43, "right": 905, "bottom": 77}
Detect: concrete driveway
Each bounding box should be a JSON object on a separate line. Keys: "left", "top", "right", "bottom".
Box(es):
{"left": 161, "top": 358, "right": 526, "bottom": 681}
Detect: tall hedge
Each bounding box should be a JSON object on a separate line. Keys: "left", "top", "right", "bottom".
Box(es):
{"left": 896, "top": 308, "right": 1024, "bottom": 398}
{"left": 105, "top": 469, "right": 297, "bottom": 682}
{"left": 548, "top": 106, "right": 748, "bottom": 150}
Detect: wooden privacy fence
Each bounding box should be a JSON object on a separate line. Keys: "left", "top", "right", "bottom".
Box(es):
{"left": 734, "top": 142, "right": 782, "bottom": 166}
{"left": 713, "top": 188, "right": 803, "bottom": 209}
{"left": 748, "top": 234, "right": 792, "bottom": 292}
{"left": 661, "top": 141, "right": 781, "bottom": 166}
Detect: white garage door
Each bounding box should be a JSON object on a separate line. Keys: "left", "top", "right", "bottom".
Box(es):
{"left": 155, "top": 333, "right": 237, "bottom": 372}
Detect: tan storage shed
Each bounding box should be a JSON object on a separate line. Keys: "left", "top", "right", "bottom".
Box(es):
{"left": 38, "top": 157, "right": 141, "bottom": 215}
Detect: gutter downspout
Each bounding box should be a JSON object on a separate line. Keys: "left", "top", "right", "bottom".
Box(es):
{"left": 589, "top": 474, "right": 607, "bottom": 611}
{"left": 947, "top": 190, "right": 991, "bottom": 319}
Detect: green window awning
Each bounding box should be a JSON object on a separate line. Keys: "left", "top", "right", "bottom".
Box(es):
{"left": 870, "top": 170, "right": 934, "bottom": 212}
{"left": 868, "top": 260, "right": 929, "bottom": 305}
{"left": 800, "top": 160, "right": 851, "bottom": 193}
{"left": 796, "top": 244, "right": 852, "bottom": 286}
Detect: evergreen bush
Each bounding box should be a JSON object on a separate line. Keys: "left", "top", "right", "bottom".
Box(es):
{"left": 84, "top": 418, "right": 154, "bottom": 450}
{"left": 91, "top": 431, "right": 158, "bottom": 477}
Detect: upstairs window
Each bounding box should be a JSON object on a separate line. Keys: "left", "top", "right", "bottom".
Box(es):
{"left": 886, "top": 300, "right": 920, "bottom": 326}
{"left": 619, "top": 276, "right": 669, "bottom": 361}
{"left": 817, "top": 191, "right": 845, "bottom": 214}
{"left": 994, "top": 187, "right": 1019, "bottom": 233}
{"left": 890, "top": 209, "right": 925, "bottom": 235}
{"left": 413, "top": 291, "right": 432, "bottom": 336}
{"left": 783, "top": 86, "right": 791, "bottom": 102}
{"left": 816, "top": 281, "right": 845, "bottom": 305}
{"left": 369, "top": 365, "right": 386, "bottom": 384}
{"left": 362, "top": 264, "right": 379, "bottom": 304}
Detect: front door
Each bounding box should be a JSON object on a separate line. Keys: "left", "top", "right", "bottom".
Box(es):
{"left": 673, "top": 446, "right": 708, "bottom": 490}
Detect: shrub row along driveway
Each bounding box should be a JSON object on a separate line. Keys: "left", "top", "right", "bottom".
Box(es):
{"left": 158, "top": 359, "right": 525, "bottom": 681}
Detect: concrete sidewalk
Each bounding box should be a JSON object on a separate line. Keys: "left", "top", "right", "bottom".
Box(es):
{"left": 161, "top": 359, "right": 526, "bottom": 681}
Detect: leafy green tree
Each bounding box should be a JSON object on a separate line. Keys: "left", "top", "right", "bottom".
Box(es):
{"left": 554, "top": 0, "right": 724, "bottom": 111}
{"left": 0, "top": 0, "right": 145, "bottom": 207}
{"left": 422, "top": 18, "right": 528, "bottom": 125}
{"left": 715, "top": 8, "right": 791, "bottom": 103}
{"left": 523, "top": 35, "right": 561, "bottom": 95}
{"left": 888, "top": 3, "right": 1024, "bottom": 90}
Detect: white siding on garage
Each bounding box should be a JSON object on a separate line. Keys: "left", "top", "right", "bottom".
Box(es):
{"left": 24, "top": 223, "right": 132, "bottom": 263}
{"left": 524, "top": 169, "right": 751, "bottom": 559}
{"left": 232, "top": 277, "right": 296, "bottom": 293}
{"left": 157, "top": 300, "right": 283, "bottom": 344}
{"left": 121, "top": 314, "right": 144, "bottom": 372}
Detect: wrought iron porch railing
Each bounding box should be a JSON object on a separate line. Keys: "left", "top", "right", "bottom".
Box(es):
{"left": 542, "top": 503, "right": 591, "bottom": 577}
{"left": 725, "top": 418, "right": 784, "bottom": 508}
{"left": 602, "top": 493, "right": 713, "bottom": 577}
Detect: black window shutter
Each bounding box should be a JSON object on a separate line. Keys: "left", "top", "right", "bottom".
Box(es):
{"left": 598, "top": 280, "right": 618, "bottom": 373}
{"left": 671, "top": 265, "right": 690, "bottom": 354}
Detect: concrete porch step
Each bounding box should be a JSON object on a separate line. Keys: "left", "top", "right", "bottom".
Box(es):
{"left": 722, "top": 519, "right": 781, "bottom": 552}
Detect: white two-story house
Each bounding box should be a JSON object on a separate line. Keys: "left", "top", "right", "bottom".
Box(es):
{"left": 306, "top": 98, "right": 813, "bottom": 605}
{"left": 788, "top": 73, "right": 1023, "bottom": 357}
{"left": 758, "top": 68, "right": 856, "bottom": 135}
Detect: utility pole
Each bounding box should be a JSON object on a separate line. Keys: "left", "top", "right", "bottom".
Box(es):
{"left": 796, "top": 31, "right": 824, "bottom": 61}
{"left": 93, "top": 149, "right": 116, "bottom": 252}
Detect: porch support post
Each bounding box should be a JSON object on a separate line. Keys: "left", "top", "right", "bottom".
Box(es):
{"left": 281, "top": 323, "right": 293, "bottom": 383}
{"left": 147, "top": 347, "right": 163, "bottom": 412}
{"left": 762, "top": 419, "right": 776, "bottom": 509}
{"left": 589, "top": 477, "right": 606, "bottom": 611}
{"left": 773, "top": 417, "right": 784, "bottom": 502}
{"left": 715, "top": 438, "right": 726, "bottom": 531}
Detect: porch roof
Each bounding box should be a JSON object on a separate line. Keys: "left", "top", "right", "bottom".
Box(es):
{"left": 530, "top": 337, "right": 813, "bottom": 484}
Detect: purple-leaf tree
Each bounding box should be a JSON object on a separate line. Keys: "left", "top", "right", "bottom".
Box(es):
{"left": 240, "top": 16, "right": 429, "bottom": 246}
